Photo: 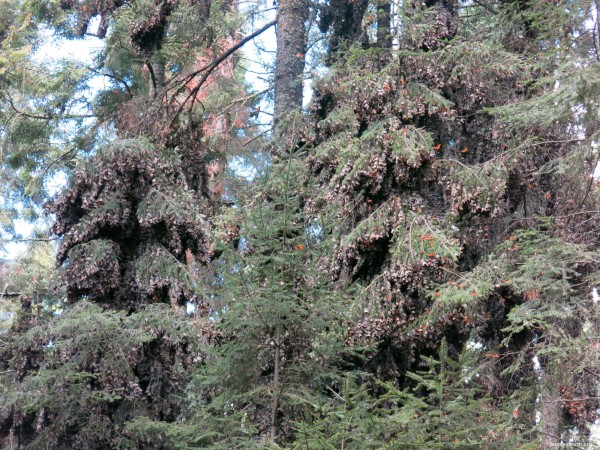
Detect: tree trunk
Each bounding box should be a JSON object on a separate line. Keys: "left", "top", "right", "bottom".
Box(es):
{"left": 273, "top": 0, "right": 308, "bottom": 134}
{"left": 376, "top": 1, "right": 392, "bottom": 49}
{"left": 270, "top": 328, "right": 281, "bottom": 440}
{"left": 149, "top": 52, "right": 165, "bottom": 99}
{"left": 539, "top": 383, "right": 565, "bottom": 449}
{"left": 318, "top": 0, "right": 369, "bottom": 64}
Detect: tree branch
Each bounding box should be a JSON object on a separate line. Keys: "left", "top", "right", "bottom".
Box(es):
{"left": 471, "top": 0, "right": 496, "bottom": 14}
{"left": 3, "top": 92, "right": 96, "bottom": 120}
{"left": 4, "top": 92, "right": 50, "bottom": 120}
{"left": 147, "top": 61, "right": 157, "bottom": 97}
{"left": 169, "top": 19, "right": 277, "bottom": 125}
{"left": 0, "top": 237, "right": 58, "bottom": 244}
{"left": 85, "top": 66, "right": 134, "bottom": 98}
{"left": 576, "top": 155, "right": 600, "bottom": 211}
{"left": 594, "top": 0, "right": 600, "bottom": 62}
{"left": 217, "top": 88, "right": 270, "bottom": 117}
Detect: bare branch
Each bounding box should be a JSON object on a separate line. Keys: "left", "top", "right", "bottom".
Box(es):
{"left": 217, "top": 88, "right": 270, "bottom": 117}
{"left": 169, "top": 19, "right": 277, "bottom": 125}
{"left": 85, "top": 66, "right": 134, "bottom": 98}
{"left": 4, "top": 93, "right": 50, "bottom": 120}
{"left": 3, "top": 92, "right": 96, "bottom": 120}
{"left": 0, "top": 237, "right": 58, "bottom": 244}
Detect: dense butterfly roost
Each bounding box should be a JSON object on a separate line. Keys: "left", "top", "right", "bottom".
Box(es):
{"left": 0, "top": 301, "right": 215, "bottom": 449}
{"left": 1, "top": 102, "right": 219, "bottom": 450}
{"left": 60, "top": 0, "right": 220, "bottom": 48}
{"left": 3, "top": 0, "right": 600, "bottom": 446}
{"left": 60, "top": 0, "right": 175, "bottom": 46}
{"left": 305, "top": 0, "right": 593, "bottom": 394}
{"left": 48, "top": 138, "right": 213, "bottom": 310}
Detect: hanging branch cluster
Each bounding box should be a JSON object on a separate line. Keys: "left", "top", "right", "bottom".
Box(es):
{"left": 48, "top": 139, "right": 212, "bottom": 310}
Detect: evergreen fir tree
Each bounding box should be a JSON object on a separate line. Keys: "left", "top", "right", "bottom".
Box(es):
{"left": 306, "top": 0, "right": 600, "bottom": 445}
{"left": 0, "top": 0, "right": 251, "bottom": 447}
{"left": 294, "top": 339, "right": 523, "bottom": 449}
{"left": 2, "top": 0, "right": 600, "bottom": 447}
{"left": 123, "top": 119, "right": 357, "bottom": 446}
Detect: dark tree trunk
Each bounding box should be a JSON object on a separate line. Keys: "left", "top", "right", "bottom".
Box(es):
{"left": 271, "top": 0, "right": 308, "bottom": 438}
{"left": 376, "top": 1, "right": 392, "bottom": 48}
{"left": 540, "top": 383, "right": 565, "bottom": 449}
{"left": 318, "top": 0, "right": 369, "bottom": 63}
{"left": 273, "top": 0, "right": 308, "bottom": 134}
{"left": 149, "top": 52, "right": 166, "bottom": 98}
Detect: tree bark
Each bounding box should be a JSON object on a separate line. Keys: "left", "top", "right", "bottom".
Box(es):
{"left": 539, "top": 383, "right": 565, "bottom": 449}
{"left": 149, "top": 52, "right": 166, "bottom": 99}
{"left": 270, "top": 328, "right": 281, "bottom": 440}
{"left": 318, "top": 0, "right": 369, "bottom": 64}
{"left": 273, "top": 0, "right": 308, "bottom": 134}
{"left": 376, "top": 1, "right": 392, "bottom": 49}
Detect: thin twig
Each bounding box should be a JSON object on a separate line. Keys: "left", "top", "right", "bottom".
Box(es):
{"left": 242, "top": 128, "right": 272, "bottom": 147}
{"left": 4, "top": 91, "right": 95, "bottom": 120}
{"left": 217, "top": 88, "right": 270, "bottom": 117}
{"left": 576, "top": 155, "right": 599, "bottom": 211}
{"left": 3, "top": 92, "right": 50, "bottom": 120}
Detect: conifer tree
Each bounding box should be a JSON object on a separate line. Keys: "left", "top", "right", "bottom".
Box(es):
{"left": 2, "top": 0, "right": 600, "bottom": 447}
{"left": 125, "top": 137, "right": 355, "bottom": 446}
{"left": 294, "top": 339, "right": 522, "bottom": 449}
{"left": 306, "top": 0, "right": 600, "bottom": 445}
{"left": 0, "top": 0, "right": 257, "bottom": 447}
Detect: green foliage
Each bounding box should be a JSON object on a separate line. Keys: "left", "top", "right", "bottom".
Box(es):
{"left": 3, "top": 0, "right": 600, "bottom": 448}
{"left": 1, "top": 301, "right": 199, "bottom": 449}
{"left": 185, "top": 143, "right": 353, "bottom": 443}
{"left": 293, "top": 341, "right": 522, "bottom": 449}
{"left": 106, "top": 136, "right": 357, "bottom": 446}
{"left": 390, "top": 212, "right": 462, "bottom": 265}
{"left": 0, "top": 239, "right": 63, "bottom": 335}
{"left": 1, "top": 239, "right": 62, "bottom": 299}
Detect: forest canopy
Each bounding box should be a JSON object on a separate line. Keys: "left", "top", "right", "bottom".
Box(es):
{"left": 1, "top": 0, "right": 600, "bottom": 448}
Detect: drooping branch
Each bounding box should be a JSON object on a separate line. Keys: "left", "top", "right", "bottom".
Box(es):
{"left": 3, "top": 92, "right": 51, "bottom": 120}
{"left": 0, "top": 237, "right": 58, "bottom": 244}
